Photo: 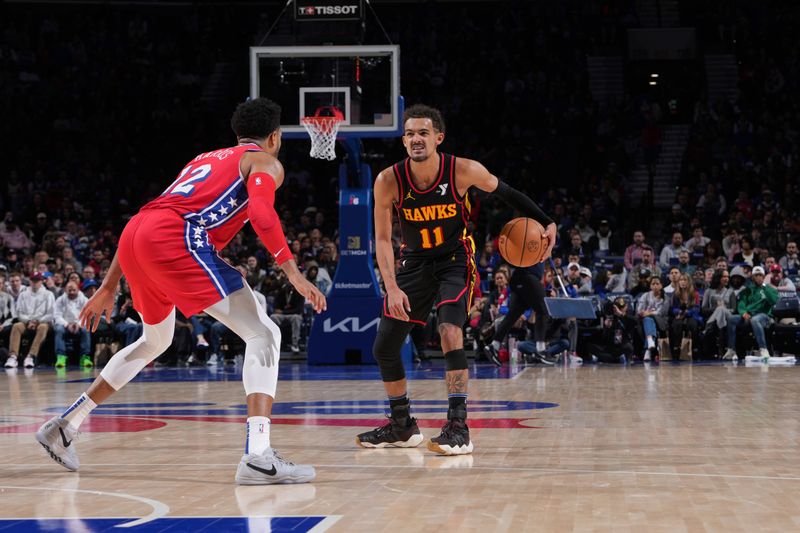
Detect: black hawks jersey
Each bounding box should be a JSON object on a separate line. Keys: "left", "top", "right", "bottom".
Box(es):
{"left": 391, "top": 153, "right": 473, "bottom": 259}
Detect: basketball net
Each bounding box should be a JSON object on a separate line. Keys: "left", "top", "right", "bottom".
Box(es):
{"left": 301, "top": 107, "right": 344, "bottom": 161}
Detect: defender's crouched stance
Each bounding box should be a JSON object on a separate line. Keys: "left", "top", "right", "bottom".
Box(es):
{"left": 36, "top": 98, "right": 327, "bottom": 484}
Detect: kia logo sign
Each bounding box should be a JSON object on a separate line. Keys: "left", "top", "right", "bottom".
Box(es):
{"left": 295, "top": 0, "right": 363, "bottom": 21}
{"left": 323, "top": 317, "right": 380, "bottom": 333}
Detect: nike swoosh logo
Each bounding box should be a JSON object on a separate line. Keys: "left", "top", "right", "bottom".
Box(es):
{"left": 274, "top": 247, "right": 285, "bottom": 257}
{"left": 246, "top": 462, "right": 277, "bottom": 476}
{"left": 59, "top": 427, "right": 72, "bottom": 448}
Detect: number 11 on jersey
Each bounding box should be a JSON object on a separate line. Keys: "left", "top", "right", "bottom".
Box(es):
{"left": 420, "top": 226, "right": 445, "bottom": 249}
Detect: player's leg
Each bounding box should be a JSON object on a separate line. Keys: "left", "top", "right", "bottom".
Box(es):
{"left": 428, "top": 305, "right": 473, "bottom": 455}
{"left": 356, "top": 258, "right": 439, "bottom": 448}
{"left": 357, "top": 258, "right": 434, "bottom": 449}
{"left": 427, "top": 253, "right": 475, "bottom": 455}
{"left": 36, "top": 308, "right": 176, "bottom": 471}
{"left": 356, "top": 316, "right": 424, "bottom": 448}
{"left": 203, "top": 285, "right": 314, "bottom": 484}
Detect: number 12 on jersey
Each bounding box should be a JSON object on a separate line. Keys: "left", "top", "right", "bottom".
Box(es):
{"left": 420, "top": 226, "right": 445, "bottom": 249}
{"left": 162, "top": 164, "right": 212, "bottom": 197}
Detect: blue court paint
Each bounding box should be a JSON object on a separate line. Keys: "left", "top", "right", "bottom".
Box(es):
{"left": 44, "top": 400, "right": 558, "bottom": 417}
{"left": 0, "top": 516, "right": 327, "bottom": 532}
{"left": 63, "top": 361, "right": 526, "bottom": 384}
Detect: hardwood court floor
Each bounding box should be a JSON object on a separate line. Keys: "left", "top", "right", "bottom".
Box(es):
{"left": 1, "top": 361, "right": 799, "bottom": 532}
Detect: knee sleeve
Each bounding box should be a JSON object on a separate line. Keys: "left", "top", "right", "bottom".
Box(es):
{"left": 444, "top": 349, "right": 468, "bottom": 371}
{"left": 100, "top": 309, "right": 175, "bottom": 390}
{"left": 205, "top": 286, "right": 281, "bottom": 397}
{"left": 241, "top": 327, "right": 281, "bottom": 397}
{"left": 372, "top": 318, "right": 414, "bottom": 382}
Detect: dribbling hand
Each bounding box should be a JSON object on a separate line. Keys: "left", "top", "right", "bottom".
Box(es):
{"left": 387, "top": 287, "right": 411, "bottom": 321}
{"left": 79, "top": 285, "right": 116, "bottom": 332}
{"left": 543, "top": 222, "right": 557, "bottom": 260}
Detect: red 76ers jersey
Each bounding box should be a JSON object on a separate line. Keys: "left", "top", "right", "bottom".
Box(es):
{"left": 141, "top": 143, "right": 262, "bottom": 249}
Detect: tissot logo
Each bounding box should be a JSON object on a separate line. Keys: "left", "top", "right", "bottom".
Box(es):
{"left": 295, "top": 0, "right": 362, "bottom": 20}
{"left": 323, "top": 317, "right": 380, "bottom": 333}
{"left": 298, "top": 5, "right": 359, "bottom": 15}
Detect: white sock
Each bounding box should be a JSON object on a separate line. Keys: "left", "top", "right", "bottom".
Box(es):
{"left": 60, "top": 393, "right": 97, "bottom": 430}
{"left": 646, "top": 337, "right": 656, "bottom": 349}
{"left": 491, "top": 340, "right": 501, "bottom": 350}
{"left": 246, "top": 416, "right": 271, "bottom": 455}
{"left": 536, "top": 341, "right": 546, "bottom": 351}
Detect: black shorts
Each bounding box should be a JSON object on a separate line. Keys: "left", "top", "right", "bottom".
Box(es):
{"left": 382, "top": 247, "right": 477, "bottom": 327}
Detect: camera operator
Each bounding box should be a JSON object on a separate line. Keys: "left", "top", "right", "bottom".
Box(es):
{"left": 586, "top": 296, "right": 636, "bottom": 364}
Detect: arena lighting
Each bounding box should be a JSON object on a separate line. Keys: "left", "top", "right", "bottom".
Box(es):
{"left": 649, "top": 81, "right": 658, "bottom": 85}
{"left": 650, "top": 73, "right": 659, "bottom": 78}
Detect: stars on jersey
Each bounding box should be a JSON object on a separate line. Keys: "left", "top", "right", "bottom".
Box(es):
{"left": 193, "top": 227, "right": 205, "bottom": 248}
{"left": 183, "top": 177, "right": 249, "bottom": 231}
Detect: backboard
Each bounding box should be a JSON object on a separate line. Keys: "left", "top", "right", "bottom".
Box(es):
{"left": 249, "top": 45, "right": 401, "bottom": 139}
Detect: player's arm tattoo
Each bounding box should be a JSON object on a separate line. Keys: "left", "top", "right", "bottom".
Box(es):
{"left": 445, "top": 370, "right": 468, "bottom": 394}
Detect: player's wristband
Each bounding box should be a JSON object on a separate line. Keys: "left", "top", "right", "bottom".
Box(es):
{"left": 247, "top": 172, "right": 291, "bottom": 265}
{"left": 493, "top": 181, "right": 554, "bottom": 226}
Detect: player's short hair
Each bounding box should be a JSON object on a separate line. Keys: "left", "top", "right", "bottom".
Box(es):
{"left": 403, "top": 104, "right": 445, "bottom": 133}
{"left": 231, "top": 98, "right": 282, "bottom": 140}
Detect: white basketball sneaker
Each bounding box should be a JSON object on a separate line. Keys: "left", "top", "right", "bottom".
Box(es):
{"left": 35, "top": 416, "right": 80, "bottom": 471}
{"left": 235, "top": 448, "right": 315, "bottom": 485}
{"left": 722, "top": 349, "right": 738, "bottom": 361}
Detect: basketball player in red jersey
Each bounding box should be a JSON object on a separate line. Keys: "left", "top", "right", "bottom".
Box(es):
{"left": 36, "top": 98, "right": 327, "bottom": 484}
{"left": 357, "top": 104, "right": 556, "bottom": 454}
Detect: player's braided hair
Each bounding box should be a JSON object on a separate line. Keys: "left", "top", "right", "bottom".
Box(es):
{"left": 403, "top": 104, "right": 445, "bottom": 133}
{"left": 231, "top": 98, "right": 282, "bottom": 140}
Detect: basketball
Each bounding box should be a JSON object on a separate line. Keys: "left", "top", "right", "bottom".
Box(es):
{"left": 498, "top": 217, "right": 549, "bottom": 267}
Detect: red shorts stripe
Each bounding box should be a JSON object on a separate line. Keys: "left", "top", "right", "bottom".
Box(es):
{"left": 118, "top": 211, "right": 243, "bottom": 323}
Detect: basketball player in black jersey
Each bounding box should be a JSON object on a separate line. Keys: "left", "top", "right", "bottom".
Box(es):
{"left": 357, "top": 105, "right": 556, "bottom": 454}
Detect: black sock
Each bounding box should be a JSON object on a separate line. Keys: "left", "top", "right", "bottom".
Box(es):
{"left": 389, "top": 393, "right": 408, "bottom": 410}
{"left": 389, "top": 394, "right": 410, "bottom": 420}
{"left": 448, "top": 394, "right": 467, "bottom": 419}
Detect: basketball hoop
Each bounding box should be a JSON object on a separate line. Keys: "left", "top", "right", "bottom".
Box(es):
{"left": 301, "top": 106, "right": 344, "bottom": 161}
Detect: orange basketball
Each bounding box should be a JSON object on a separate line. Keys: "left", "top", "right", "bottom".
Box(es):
{"left": 498, "top": 217, "right": 549, "bottom": 267}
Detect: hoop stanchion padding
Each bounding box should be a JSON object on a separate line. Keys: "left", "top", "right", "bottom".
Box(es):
{"left": 307, "top": 187, "right": 412, "bottom": 365}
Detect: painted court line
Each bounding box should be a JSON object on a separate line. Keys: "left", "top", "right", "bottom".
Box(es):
{"left": 6, "top": 464, "right": 800, "bottom": 483}
{"left": 0, "top": 485, "right": 170, "bottom": 527}
{"left": 308, "top": 515, "right": 342, "bottom": 532}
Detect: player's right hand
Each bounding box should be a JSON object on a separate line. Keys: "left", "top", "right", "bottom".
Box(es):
{"left": 543, "top": 222, "right": 557, "bottom": 260}
{"left": 290, "top": 275, "right": 327, "bottom": 313}
{"left": 79, "top": 285, "right": 116, "bottom": 332}
{"left": 387, "top": 287, "right": 411, "bottom": 321}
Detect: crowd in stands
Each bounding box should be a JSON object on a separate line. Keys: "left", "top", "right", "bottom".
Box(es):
{"left": 469, "top": 0, "right": 800, "bottom": 364}
{"left": 2, "top": 2, "right": 799, "bottom": 368}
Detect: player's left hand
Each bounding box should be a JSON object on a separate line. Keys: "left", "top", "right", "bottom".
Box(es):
{"left": 289, "top": 274, "right": 327, "bottom": 313}
{"left": 543, "top": 223, "right": 557, "bottom": 260}
{"left": 79, "top": 285, "right": 116, "bottom": 332}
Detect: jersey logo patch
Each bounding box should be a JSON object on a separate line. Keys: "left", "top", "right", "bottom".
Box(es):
{"left": 438, "top": 183, "right": 449, "bottom": 196}
{"left": 405, "top": 190, "right": 416, "bottom": 201}
{"left": 255, "top": 177, "right": 262, "bottom": 185}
